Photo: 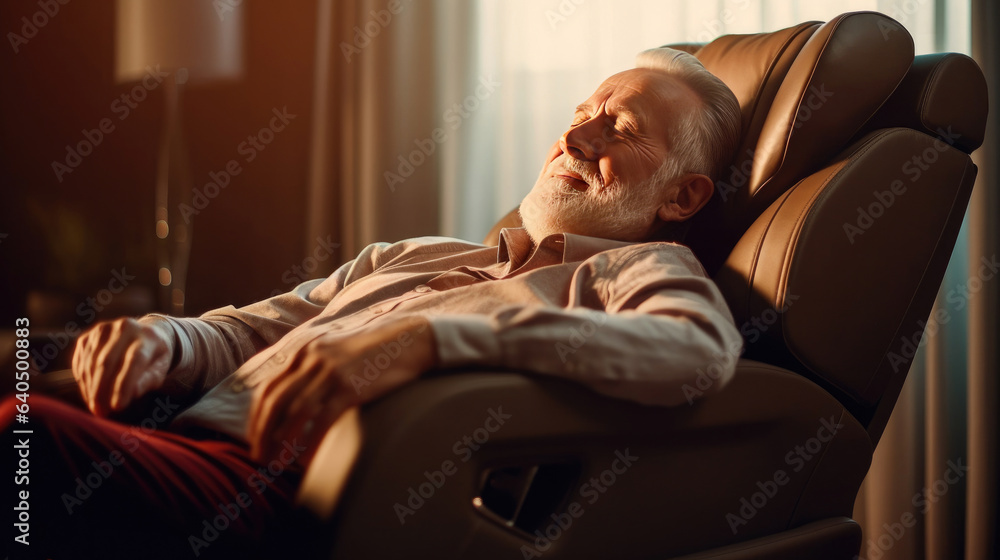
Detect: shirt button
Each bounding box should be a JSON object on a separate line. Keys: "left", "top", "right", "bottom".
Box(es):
{"left": 414, "top": 284, "right": 432, "bottom": 293}
{"left": 273, "top": 353, "right": 286, "bottom": 364}
{"left": 373, "top": 307, "right": 384, "bottom": 315}
{"left": 231, "top": 380, "right": 245, "bottom": 392}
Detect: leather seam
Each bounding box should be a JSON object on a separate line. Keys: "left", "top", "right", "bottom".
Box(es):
{"left": 761, "top": 14, "right": 851, "bottom": 195}
{"left": 918, "top": 53, "right": 952, "bottom": 133}
{"left": 774, "top": 129, "right": 891, "bottom": 308}
{"left": 743, "top": 23, "right": 822, "bottom": 150}
{"left": 763, "top": 13, "right": 913, "bottom": 199}
{"left": 768, "top": 129, "right": 895, "bottom": 390}
{"left": 743, "top": 194, "right": 787, "bottom": 323}
{"left": 743, "top": 71, "right": 885, "bottom": 323}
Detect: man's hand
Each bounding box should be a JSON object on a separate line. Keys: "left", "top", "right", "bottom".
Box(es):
{"left": 72, "top": 318, "right": 175, "bottom": 416}
{"left": 248, "top": 316, "right": 437, "bottom": 464}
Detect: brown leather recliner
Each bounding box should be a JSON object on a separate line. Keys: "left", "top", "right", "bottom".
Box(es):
{"left": 297, "top": 12, "right": 988, "bottom": 559}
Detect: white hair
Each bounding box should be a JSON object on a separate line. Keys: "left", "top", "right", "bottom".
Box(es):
{"left": 635, "top": 47, "right": 742, "bottom": 183}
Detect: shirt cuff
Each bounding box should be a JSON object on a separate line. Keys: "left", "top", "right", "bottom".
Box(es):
{"left": 137, "top": 314, "right": 196, "bottom": 375}
{"left": 429, "top": 315, "right": 503, "bottom": 368}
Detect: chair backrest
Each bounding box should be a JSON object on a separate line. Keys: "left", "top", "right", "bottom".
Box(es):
{"left": 683, "top": 12, "right": 916, "bottom": 272}
{"left": 683, "top": 12, "right": 987, "bottom": 444}
{"left": 484, "top": 11, "right": 988, "bottom": 445}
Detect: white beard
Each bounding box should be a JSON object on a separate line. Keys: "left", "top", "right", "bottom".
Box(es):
{"left": 519, "top": 155, "right": 676, "bottom": 243}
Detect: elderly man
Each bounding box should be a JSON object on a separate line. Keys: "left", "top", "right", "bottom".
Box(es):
{"left": 3, "top": 48, "right": 742, "bottom": 559}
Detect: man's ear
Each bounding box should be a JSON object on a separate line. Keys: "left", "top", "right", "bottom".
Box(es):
{"left": 656, "top": 173, "right": 714, "bottom": 222}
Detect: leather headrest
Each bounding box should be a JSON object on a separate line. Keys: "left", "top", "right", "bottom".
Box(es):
{"left": 686, "top": 21, "right": 819, "bottom": 160}
{"left": 749, "top": 12, "right": 915, "bottom": 203}
{"left": 686, "top": 12, "right": 915, "bottom": 275}
{"left": 858, "top": 53, "right": 989, "bottom": 153}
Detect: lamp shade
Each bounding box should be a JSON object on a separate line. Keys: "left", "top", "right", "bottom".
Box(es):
{"left": 115, "top": 0, "right": 244, "bottom": 84}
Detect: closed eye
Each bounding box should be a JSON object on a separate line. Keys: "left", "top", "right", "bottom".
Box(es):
{"left": 607, "top": 103, "right": 646, "bottom": 136}
{"left": 571, "top": 103, "right": 594, "bottom": 126}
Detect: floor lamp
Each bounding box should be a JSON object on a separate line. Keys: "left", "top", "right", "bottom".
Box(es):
{"left": 115, "top": 0, "right": 244, "bottom": 315}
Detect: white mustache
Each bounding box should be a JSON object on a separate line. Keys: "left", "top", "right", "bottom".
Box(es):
{"left": 557, "top": 156, "right": 605, "bottom": 189}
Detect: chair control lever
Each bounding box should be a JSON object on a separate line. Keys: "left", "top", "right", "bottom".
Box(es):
{"left": 472, "top": 460, "right": 581, "bottom": 535}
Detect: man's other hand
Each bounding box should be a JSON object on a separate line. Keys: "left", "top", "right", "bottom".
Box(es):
{"left": 248, "top": 316, "right": 437, "bottom": 464}
{"left": 72, "top": 318, "right": 175, "bottom": 416}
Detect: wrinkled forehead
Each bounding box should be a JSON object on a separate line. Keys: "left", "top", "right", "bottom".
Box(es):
{"left": 588, "top": 68, "right": 697, "bottom": 114}
{"left": 584, "top": 68, "right": 699, "bottom": 136}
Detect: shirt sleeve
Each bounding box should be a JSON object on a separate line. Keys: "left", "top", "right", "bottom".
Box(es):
{"left": 428, "top": 244, "right": 744, "bottom": 407}
{"left": 133, "top": 238, "right": 433, "bottom": 398}
{"left": 137, "top": 258, "right": 357, "bottom": 396}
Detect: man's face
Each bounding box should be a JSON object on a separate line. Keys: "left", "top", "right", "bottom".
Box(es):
{"left": 520, "top": 68, "right": 702, "bottom": 243}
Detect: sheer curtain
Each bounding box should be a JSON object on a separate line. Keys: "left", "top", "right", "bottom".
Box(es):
{"left": 316, "top": 1, "right": 995, "bottom": 558}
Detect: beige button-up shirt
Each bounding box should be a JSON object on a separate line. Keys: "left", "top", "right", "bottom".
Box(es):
{"left": 144, "top": 228, "right": 743, "bottom": 443}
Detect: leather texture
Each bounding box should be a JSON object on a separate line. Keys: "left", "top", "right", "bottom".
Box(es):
{"left": 747, "top": 13, "right": 914, "bottom": 200}
{"left": 716, "top": 127, "right": 978, "bottom": 441}
{"left": 304, "top": 361, "right": 872, "bottom": 559}
{"left": 856, "top": 52, "right": 989, "bottom": 153}
{"left": 690, "top": 21, "right": 819, "bottom": 157}
{"left": 687, "top": 12, "right": 916, "bottom": 274}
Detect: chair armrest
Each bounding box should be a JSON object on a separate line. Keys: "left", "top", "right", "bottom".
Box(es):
{"left": 297, "top": 359, "right": 872, "bottom": 559}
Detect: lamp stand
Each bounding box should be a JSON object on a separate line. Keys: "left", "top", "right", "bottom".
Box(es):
{"left": 155, "top": 73, "right": 194, "bottom": 315}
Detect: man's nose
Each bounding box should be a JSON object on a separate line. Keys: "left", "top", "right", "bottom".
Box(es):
{"left": 559, "top": 118, "right": 605, "bottom": 161}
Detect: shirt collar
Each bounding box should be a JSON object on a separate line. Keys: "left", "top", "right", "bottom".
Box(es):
{"left": 495, "top": 227, "right": 638, "bottom": 270}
